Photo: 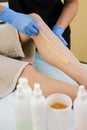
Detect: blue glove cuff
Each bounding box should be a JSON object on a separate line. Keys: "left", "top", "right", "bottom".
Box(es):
{"left": 52, "top": 25, "right": 68, "bottom": 46}
{"left": 52, "top": 25, "right": 64, "bottom": 35}
{"left": 0, "top": 7, "right": 15, "bottom": 24}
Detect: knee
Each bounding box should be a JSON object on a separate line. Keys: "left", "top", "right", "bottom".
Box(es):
{"left": 29, "top": 13, "right": 42, "bottom": 20}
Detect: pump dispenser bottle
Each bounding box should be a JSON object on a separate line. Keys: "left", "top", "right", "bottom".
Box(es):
{"left": 30, "top": 83, "right": 47, "bottom": 130}
{"left": 73, "top": 85, "right": 87, "bottom": 130}
{"left": 14, "top": 84, "right": 32, "bottom": 130}
{"left": 19, "top": 77, "right": 32, "bottom": 100}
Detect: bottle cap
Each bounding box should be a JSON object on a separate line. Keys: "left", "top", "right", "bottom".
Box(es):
{"left": 33, "top": 83, "right": 42, "bottom": 98}
{"left": 19, "top": 77, "right": 29, "bottom": 89}
{"left": 16, "top": 84, "right": 24, "bottom": 99}
{"left": 77, "top": 85, "right": 87, "bottom": 99}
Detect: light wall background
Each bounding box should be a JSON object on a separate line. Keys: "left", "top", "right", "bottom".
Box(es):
{"left": 71, "top": 0, "right": 87, "bottom": 63}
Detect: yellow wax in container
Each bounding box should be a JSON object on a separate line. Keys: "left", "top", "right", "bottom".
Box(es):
{"left": 51, "top": 102, "right": 67, "bottom": 109}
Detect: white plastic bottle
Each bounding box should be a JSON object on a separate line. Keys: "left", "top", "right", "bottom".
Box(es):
{"left": 73, "top": 85, "right": 87, "bottom": 130}
{"left": 19, "top": 77, "right": 32, "bottom": 100}
{"left": 30, "top": 83, "right": 47, "bottom": 130}
{"left": 14, "top": 84, "right": 32, "bottom": 130}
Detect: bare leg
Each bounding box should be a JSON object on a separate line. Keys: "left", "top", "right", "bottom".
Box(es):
{"left": 20, "top": 64, "right": 78, "bottom": 101}
{"left": 18, "top": 24, "right": 78, "bottom": 102}
{"left": 19, "top": 13, "right": 87, "bottom": 88}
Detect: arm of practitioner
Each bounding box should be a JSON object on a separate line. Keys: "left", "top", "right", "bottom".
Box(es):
{"left": 0, "top": 5, "right": 39, "bottom": 36}
{"left": 52, "top": 0, "right": 78, "bottom": 46}
{"left": 55, "top": 0, "right": 78, "bottom": 29}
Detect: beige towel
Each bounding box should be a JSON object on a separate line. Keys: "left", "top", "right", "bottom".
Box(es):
{"left": 0, "top": 24, "right": 25, "bottom": 58}
{"left": 0, "top": 55, "right": 29, "bottom": 98}
{"left": 0, "top": 24, "right": 35, "bottom": 98}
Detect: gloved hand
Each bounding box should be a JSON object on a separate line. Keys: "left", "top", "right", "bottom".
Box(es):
{"left": 52, "top": 25, "right": 68, "bottom": 46}
{"left": 0, "top": 7, "right": 39, "bottom": 36}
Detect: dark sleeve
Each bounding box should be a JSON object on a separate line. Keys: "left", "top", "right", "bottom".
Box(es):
{"left": 8, "top": 0, "right": 17, "bottom": 10}
{"left": 8, "top": 0, "right": 24, "bottom": 13}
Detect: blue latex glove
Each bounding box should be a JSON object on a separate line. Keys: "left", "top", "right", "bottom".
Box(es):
{"left": 0, "top": 7, "right": 39, "bottom": 36}
{"left": 52, "top": 25, "right": 68, "bottom": 46}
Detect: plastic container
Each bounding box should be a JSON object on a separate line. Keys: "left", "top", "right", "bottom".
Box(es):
{"left": 73, "top": 85, "right": 87, "bottom": 130}
{"left": 14, "top": 84, "right": 32, "bottom": 130}
{"left": 30, "top": 83, "right": 47, "bottom": 130}
{"left": 19, "top": 77, "right": 32, "bottom": 100}
{"left": 47, "top": 93, "right": 72, "bottom": 130}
